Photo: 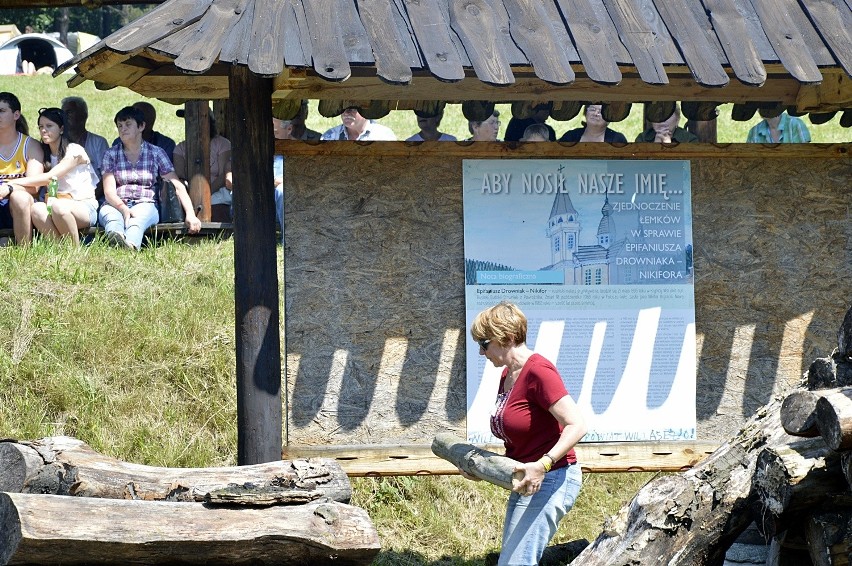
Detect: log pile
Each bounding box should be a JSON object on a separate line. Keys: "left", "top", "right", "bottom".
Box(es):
{"left": 0, "top": 436, "right": 380, "bottom": 565}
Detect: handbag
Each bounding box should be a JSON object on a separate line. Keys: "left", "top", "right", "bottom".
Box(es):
{"left": 157, "top": 178, "right": 185, "bottom": 223}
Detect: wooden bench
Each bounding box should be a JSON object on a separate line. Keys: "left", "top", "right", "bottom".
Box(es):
{"left": 0, "top": 222, "right": 234, "bottom": 243}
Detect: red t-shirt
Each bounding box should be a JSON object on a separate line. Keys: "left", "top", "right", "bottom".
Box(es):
{"left": 490, "top": 353, "right": 577, "bottom": 469}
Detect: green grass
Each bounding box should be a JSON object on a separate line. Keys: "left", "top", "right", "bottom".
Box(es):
{"left": 1, "top": 75, "right": 848, "bottom": 146}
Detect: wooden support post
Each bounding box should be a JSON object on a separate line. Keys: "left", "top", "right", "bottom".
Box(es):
{"left": 0, "top": 493, "right": 380, "bottom": 565}
{"left": 228, "top": 66, "right": 282, "bottom": 466}
{"left": 184, "top": 101, "right": 211, "bottom": 221}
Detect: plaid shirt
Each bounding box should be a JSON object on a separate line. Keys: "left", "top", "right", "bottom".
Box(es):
{"left": 102, "top": 141, "right": 174, "bottom": 203}
{"left": 747, "top": 113, "right": 811, "bottom": 143}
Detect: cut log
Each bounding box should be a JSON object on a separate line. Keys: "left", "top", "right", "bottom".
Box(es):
{"left": 431, "top": 433, "right": 520, "bottom": 490}
{"left": 751, "top": 440, "right": 846, "bottom": 537}
{"left": 569, "top": 394, "right": 823, "bottom": 565}
{"left": 816, "top": 389, "right": 852, "bottom": 451}
{"left": 0, "top": 436, "right": 350, "bottom": 503}
{"left": 808, "top": 357, "right": 837, "bottom": 390}
{"left": 0, "top": 492, "right": 380, "bottom": 566}
{"left": 806, "top": 510, "right": 852, "bottom": 566}
{"left": 781, "top": 389, "right": 825, "bottom": 437}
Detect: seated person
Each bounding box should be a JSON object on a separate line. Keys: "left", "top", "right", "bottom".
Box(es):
{"left": 173, "top": 114, "right": 232, "bottom": 222}
{"left": 99, "top": 106, "right": 200, "bottom": 250}
{"left": 61, "top": 96, "right": 110, "bottom": 183}
{"left": 291, "top": 101, "right": 322, "bottom": 141}
{"left": 272, "top": 116, "right": 296, "bottom": 231}
{"left": 746, "top": 109, "right": 811, "bottom": 143}
{"left": 320, "top": 107, "right": 396, "bottom": 140}
{"left": 635, "top": 104, "right": 698, "bottom": 143}
{"left": 466, "top": 110, "right": 501, "bottom": 141}
{"left": 505, "top": 103, "right": 556, "bottom": 141}
{"left": 520, "top": 123, "right": 551, "bottom": 142}
{"left": 11, "top": 107, "right": 98, "bottom": 246}
{"left": 112, "top": 101, "right": 177, "bottom": 162}
{"left": 559, "top": 104, "right": 627, "bottom": 143}
{"left": 0, "top": 91, "right": 45, "bottom": 245}
{"left": 406, "top": 108, "right": 457, "bottom": 141}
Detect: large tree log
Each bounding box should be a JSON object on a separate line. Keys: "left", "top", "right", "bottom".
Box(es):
{"left": 751, "top": 440, "right": 846, "bottom": 537}
{"left": 431, "top": 433, "right": 521, "bottom": 490}
{"left": 806, "top": 510, "right": 852, "bottom": 566}
{"left": 570, "top": 395, "right": 815, "bottom": 565}
{"left": 0, "top": 492, "right": 380, "bottom": 566}
{"left": 781, "top": 389, "right": 825, "bottom": 437}
{"left": 0, "top": 437, "right": 350, "bottom": 503}
{"left": 816, "top": 389, "right": 852, "bottom": 451}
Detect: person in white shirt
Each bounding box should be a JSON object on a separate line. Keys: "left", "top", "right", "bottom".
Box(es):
{"left": 405, "top": 108, "right": 457, "bottom": 142}
{"left": 320, "top": 107, "right": 396, "bottom": 141}
{"left": 61, "top": 96, "right": 109, "bottom": 184}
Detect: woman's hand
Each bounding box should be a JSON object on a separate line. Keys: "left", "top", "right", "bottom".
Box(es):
{"left": 511, "top": 461, "right": 546, "bottom": 496}
{"left": 185, "top": 213, "right": 202, "bottom": 234}
{"left": 122, "top": 205, "right": 133, "bottom": 225}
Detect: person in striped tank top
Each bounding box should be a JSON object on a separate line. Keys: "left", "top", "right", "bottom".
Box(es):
{"left": 0, "top": 92, "right": 45, "bottom": 244}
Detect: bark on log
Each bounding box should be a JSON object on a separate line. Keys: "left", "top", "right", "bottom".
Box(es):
{"left": 570, "top": 395, "right": 814, "bottom": 565}
{"left": 808, "top": 357, "right": 838, "bottom": 390}
{"left": 816, "top": 389, "right": 852, "bottom": 451}
{"left": 0, "top": 436, "right": 350, "bottom": 504}
{"left": 781, "top": 390, "right": 825, "bottom": 437}
{"left": 751, "top": 440, "right": 846, "bottom": 537}
{"left": 0, "top": 492, "right": 380, "bottom": 566}
{"left": 431, "top": 433, "right": 520, "bottom": 490}
{"left": 806, "top": 510, "right": 852, "bottom": 566}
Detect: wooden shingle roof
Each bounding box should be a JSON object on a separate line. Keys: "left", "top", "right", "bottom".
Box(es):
{"left": 58, "top": 0, "right": 851, "bottom": 114}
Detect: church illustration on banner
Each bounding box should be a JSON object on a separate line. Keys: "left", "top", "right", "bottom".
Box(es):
{"left": 542, "top": 189, "right": 692, "bottom": 286}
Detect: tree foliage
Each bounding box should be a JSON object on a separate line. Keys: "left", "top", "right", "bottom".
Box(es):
{"left": 2, "top": 5, "right": 157, "bottom": 41}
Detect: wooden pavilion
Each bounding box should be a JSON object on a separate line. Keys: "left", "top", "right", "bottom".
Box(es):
{"left": 48, "top": 0, "right": 851, "bottom": 472}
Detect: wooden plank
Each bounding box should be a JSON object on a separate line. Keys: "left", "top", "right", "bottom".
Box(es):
{"left": 449, "top": 0, "right": 515, "bottom": 84}
{"left": 247, "top": 0, "right": 291, "bottom": 77}
{"left": 173, "top": 0, "right": 251, "bottom": 74}
{"left": 681, "top": 0, "right": 727, "bottom": 64}
{"left": 583, "top": 0, "right": 632, "bottom": 62}
{"left": 218, "top": 0, "right": 256, "bottom": 64}
{"left": 277, "top": 139, "right": 851, "bottom": 159}
{"left": 483, "top": 0, "right": 530, "bottom": 65}
{"left": 403, "top": 0, "right": 467, "bottom": 81}
{"left": 502, "top": 0, "right": 575, "bottom": 84}
{"left": 749, "top": 0, "right": 823, "bottom": 83}
{"left": 635, "top": 0, "right": 683, "bottom": 63}
{"left": 387, "top": 0, "right": 427, "bottom": 67}
{"left": 0, "top": 494, "right": 380, "bottom": 566}
{"left": 283, "top": 441, "right": 721, "bottom": 475}
{"left": 105, "top": 0, "right": 212, "bottom": 54}
{"left": 554, "top": 0, "right": 622, "bottom": 84}
{"left": 281, "top": 0, "right": 312, "bottom": 67}
{"left": 798, "top": 0, "right": 852, "bottom": 76}
{"left": 601, "top": 0, "right": 669, "bottom": 84}
{"left": 653, "top": 0, "right": 729, "bottom": 86}
{"left": 302, "top": 0, "right": 353, "bottom": 81}
{"left": 335, "top": 0, "right": 376, "bottom": 63}
{"left": 701, "top": 0, "right": 766, "bottom": 86}
{"left": 357, "top": 0, "right": 415, "bottom": 84}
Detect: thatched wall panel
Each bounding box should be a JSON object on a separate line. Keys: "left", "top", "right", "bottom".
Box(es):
{"left": 284, "top": 154, "right": 851, "bottom": 444}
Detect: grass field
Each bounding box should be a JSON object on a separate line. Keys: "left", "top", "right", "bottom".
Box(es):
{"left": 1, "top": 74, "right": 848, "bottom": 145}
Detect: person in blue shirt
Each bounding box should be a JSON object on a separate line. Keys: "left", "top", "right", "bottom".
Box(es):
{"left": 746, "top": 110, "right": 811, "bottom": 143}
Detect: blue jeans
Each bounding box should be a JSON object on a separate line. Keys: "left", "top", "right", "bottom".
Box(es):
{"left": 98, "top": 201, "right": 159, "bottom": 249}
{"left": 499, "top": 464, "right": 582, "bottom": 566}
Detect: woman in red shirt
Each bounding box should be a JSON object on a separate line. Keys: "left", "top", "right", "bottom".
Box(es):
{"left": 469, "top": 301, "right": 587, "bottom": 565}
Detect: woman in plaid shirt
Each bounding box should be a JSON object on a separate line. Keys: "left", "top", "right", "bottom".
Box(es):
{"left": 98, "top": 106, "right": 200, "bottom": 250}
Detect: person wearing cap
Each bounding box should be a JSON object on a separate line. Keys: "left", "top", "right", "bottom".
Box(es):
{"left": 635, "top": 104, "right": 698, "bottom": 143}
{"left": 406, "top": 108, "right": 456, "bottom": 142}
{"left": 320, "top": 107, "right": 396, "bottom": 141}
{"left": 504, "top": 104, "right": 556, "bottom": 142}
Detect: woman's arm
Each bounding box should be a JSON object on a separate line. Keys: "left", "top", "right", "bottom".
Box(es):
{"left": 12, "top": 154, "right": 87, "bottom": 189}
{"left": 102, "top": 172, "right": 132, "bottom": 224}
{"left": 162, "top": 171, "right": 201, "bottom": 233}
{"left": 543, "top": 395, "right": 588, "bottom": 462}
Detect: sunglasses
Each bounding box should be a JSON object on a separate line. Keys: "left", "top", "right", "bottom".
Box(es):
{"left": 478, "top": 339, "right": 491, "bottom": 351}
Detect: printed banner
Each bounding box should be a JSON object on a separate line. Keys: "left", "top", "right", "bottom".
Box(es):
{"left": 463, "top": 159, "right": 696, "bottom": 443}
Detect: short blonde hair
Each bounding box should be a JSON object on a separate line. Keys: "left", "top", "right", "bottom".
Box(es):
{"left": 470, "top": 301, "right": 527, "bottom": 347}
